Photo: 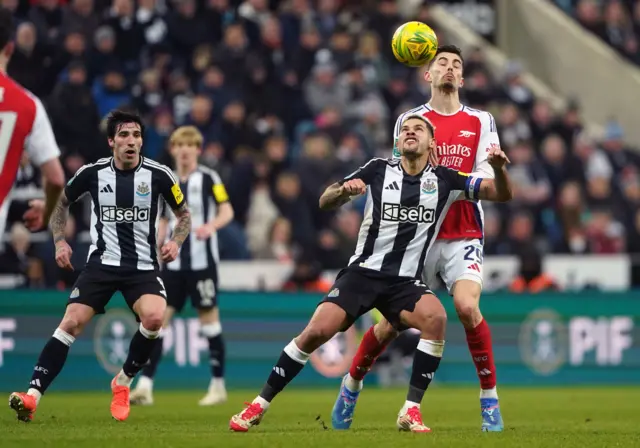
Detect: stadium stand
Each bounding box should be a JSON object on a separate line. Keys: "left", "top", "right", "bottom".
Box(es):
{"left": 0, "top": 0, "right": 639, "bottom": 291}
{"left": 552, "top": 0, "right": 640, "bottom": 65}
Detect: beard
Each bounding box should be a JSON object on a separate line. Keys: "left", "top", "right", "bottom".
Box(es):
{"left": 401, "top": 143, "right": 428, "bottom": 160}
{"left": 438, "top": 80, "right": 456, "bottom": 93}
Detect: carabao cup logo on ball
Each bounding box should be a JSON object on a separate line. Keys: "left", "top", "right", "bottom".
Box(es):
{"left": 391, "top": 21, "right": 438, "bottom": 68}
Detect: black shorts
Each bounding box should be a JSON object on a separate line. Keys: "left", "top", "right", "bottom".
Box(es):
{"left": 319, "top": 267, "right": 432, "bottom": 331}
{"left": 162, "top": 269, "right": 219, "bottom": 312}
{"left": 68, "top": 265, "right": 166, "bottom": 316}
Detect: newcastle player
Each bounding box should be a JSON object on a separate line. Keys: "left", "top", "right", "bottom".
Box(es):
{"left": 333, "top": 45, "right": 512, "bottom": 432}
{"left": 228, "top": 114, "right": 511, "bottom": 433}
{"left": 130, "top": 126, "right": 234, "bottom": 406}
{"left": 8, "top": 110, "right": 191, "bottom": 423}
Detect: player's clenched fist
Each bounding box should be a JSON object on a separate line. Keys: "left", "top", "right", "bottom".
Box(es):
{"left": 161, "top": 240, "right": 180, "bottom": 262}
{"left": 487, "top": 146, "right": 510, "bottom": 169}
{"left": 340, "top": 179, "right": 367, "bottom": 197}
{"left": 55, "top": 240, "right": 74, "bottom": 271}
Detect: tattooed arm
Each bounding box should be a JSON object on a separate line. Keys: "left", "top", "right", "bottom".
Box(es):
{"left": 50, "top": 191, "right": 70, "bottom": 244}
{"left": 169, "top": 202, "right": 191, "bottom": 247}
{"left": 50, "top": 191, "right": 74, "bottom": 270}
{"left": 160, "top": 202, "right": 190, "bottom": 263}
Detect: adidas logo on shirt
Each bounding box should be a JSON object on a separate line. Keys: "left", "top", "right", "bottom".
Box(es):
{"left": 100, "top": 184, "right": 114, "bottom": 193}
{"left": 385, "top": 181, "right": 400, "bottom": 191}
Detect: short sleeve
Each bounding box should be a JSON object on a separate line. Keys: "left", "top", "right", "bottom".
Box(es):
{"left": 471, "top": 112, "right": 500, "bottom": 179}
{"left": 340, "top": 158, "right": 383, "bottom": 185}
{"left": 25, "top": 96, "right": 61, "bottom": 166}
{"left": 64, "top": 164, "right": 92, "bottom": 203}
{"left": 209, "top": 170, "right": 229, "bottom": 204}
{"left": 435, "top": 166, "right": 483, "bottom": 200}
{"left": 157, "top": 166, "right": 185, "bottom": 210}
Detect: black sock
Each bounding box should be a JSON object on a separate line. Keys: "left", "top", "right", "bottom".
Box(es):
{"left": 407, "top": 340, "right": 444, "bottom": 404}
{"left": 201, "top": 323, "right": 226, "bottom": 379}
{"left": 29, "top": 328, "right": 75, "bottom": 394}
{"left": 208, "top": 334, "right": 225, "bottom": 378}
{"left": 140, "top": 336, "right": 164, "bottom": 379}
{"left": 259, "top": 340, "right": 309, "bottom": 402}
{"left": 122, "top": 325, "right": 161, "bottom": 378}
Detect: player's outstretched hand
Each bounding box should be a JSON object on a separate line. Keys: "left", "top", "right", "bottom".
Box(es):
{"left": 55, "top": 240, "right": 74, "bottom": 271}
{"left": 340, "top": 179, "right": 367, "bottom": 197}
{"left": 161, "top": 240, "right": 180, "bottom": 262}
{"left": 23, "top": 199, "right": 45, "bottom": 231}
{"left": 487, "top": 146, "right": 510, "bottom": 169}
{"left": 195, "top": 224, "right": 213, "bottom": 241}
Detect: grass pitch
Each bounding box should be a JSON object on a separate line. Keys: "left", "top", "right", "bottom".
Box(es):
{"left": 2, "top": 387, "right": 638, "bottom": 447}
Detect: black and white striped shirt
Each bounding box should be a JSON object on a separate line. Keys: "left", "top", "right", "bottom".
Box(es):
{"left": 65, "top": 157, "right": 185, "bottom": 271}
{"left": 165, "top": 165, "right": 228, "bottom": 272}
{"left": 341, "top": 158, "right": 481, "bottom": 279}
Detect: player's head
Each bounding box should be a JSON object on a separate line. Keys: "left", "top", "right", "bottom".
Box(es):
{"left": 397, "top": 115, "right": 436, "bottom": 160}
{"left": 106, "top": 110, "right": 144, "bottom": 167}
{"left": 424, "top": 45, "right": 464, "bottom": 93}
{"left": 0, "top": 8, "right": 15, "bottom": 64}
{"left": 169, "top": 126, "right": 202, "bottom": 167}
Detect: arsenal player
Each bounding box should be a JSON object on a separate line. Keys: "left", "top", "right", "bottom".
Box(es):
{"left": 332, "top": 45, "right": 512, "bottom": 432}
{"left": 0, "top": 8, "right": 64, "bottom": 238}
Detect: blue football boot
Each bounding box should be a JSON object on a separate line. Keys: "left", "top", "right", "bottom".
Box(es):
{"left": 480, "top": 397, "right": 504, "bottom": 432}
{"left": 331, "top": 375, "right": 361, "bottom": 430}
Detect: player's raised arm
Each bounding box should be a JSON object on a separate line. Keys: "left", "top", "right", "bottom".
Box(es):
{"left": 438, "top": 147, "right": 512, "bottom": 203}
{"left": 476, "top": 146, "right": 513, "bottom": 202}
{"left": 319, "top": 158, "right": 380, "bottom": 210}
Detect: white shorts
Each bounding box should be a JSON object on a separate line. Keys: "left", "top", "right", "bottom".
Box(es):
{"left": 422, "top": 238, "right": 484, "bottom": 295}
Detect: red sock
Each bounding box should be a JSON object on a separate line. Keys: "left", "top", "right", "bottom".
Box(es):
{"left": 349, "top": 326, "right": 389, "bottom": 381}
{"left": 465, "top": 319, "right": 497, "bottom": 390}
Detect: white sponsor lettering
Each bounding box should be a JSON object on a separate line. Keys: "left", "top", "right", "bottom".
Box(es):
{"left": 162, "top": 318, "right": 209, "bottom": 367}
{"left": 0, "top": 318, "right": 16, "bottom": 367}
{"left": 437, "top": 143, "right": 472, "bottom": 158}
{"left": 569, "top": 317, "right": 633, "bottom": 366}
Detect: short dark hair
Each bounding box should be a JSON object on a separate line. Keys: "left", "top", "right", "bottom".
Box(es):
{"left": 431, "top": 44, "right": 464, "bottom": 67}
{"left": 401, "top": 114, "right": 436, "bottom": 138}
{"left": 0, "top": 8, "right": 14, "bottom": 50}
{"left": 106, "top": 110, "right": 145, "bottom": 139}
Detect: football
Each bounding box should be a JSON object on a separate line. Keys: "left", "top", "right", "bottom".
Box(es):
{"left": 391, "top": 21, "right": 439, "bottom": 67}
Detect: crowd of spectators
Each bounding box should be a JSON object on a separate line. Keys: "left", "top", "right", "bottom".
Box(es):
{"left": 553, "top": 0, "right": 640, "bottom": 64}
{"left": 0, "top": 0, "right": 639, "bottom": 290}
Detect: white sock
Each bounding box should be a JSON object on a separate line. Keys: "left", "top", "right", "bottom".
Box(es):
{"left": 480, "top": 387, "right": 498, "bottom": 399}
{"left": 253, "top": 395, "right": 270, "bottom": 410}
{"left": 211, "top": 377, "right": 225, "bottom": 390}
{"left": 27, "top": 388, "right": 42, "bottom": 405}
{"left": 401, "top": 400, "right": 420, "bottom": 414}
{"left": 344, "top": 373, "right": 363, "bottom": 393}
{"left": 136, "top": 375, "right": 153, "bottom": 391}
{"left": 115, "top": 369, "right": 134, "bottom": 387}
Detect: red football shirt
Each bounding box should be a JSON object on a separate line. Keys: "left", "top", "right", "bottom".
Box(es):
{"left": 0, "top": 72, "right": 60, "bottom": 209}
{"left": 393, "top": 104, "right": 500, "bottom": 240}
